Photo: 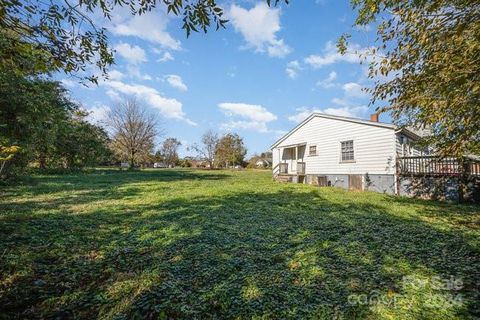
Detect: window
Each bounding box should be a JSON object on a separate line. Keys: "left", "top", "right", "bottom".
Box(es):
{"left": 309, "top": 145, "right": 317, "bottom": 156}
{"left": 341, "top": 140, "right": 354, "bottom": 162}
{"left": 400, "top": 135, "right": 410, "bottom": 156}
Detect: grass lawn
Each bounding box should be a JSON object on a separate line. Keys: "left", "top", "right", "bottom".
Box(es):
{"left": 0, "top": 169, "right": 479, "bottom": 319}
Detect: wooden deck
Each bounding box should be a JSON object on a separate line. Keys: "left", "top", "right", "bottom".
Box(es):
{"left": 397, "top": 156, "right": 480, "bottom": 177}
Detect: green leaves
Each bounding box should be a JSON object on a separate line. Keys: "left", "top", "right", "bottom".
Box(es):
{"left": 215, "top": 133, "right": 247, "bottom": 167}
{"left": 0, "top": 71, "right": 112, "bottom": 175}
{"left": 346, "top": 0, "right": 480, "bottom": 156}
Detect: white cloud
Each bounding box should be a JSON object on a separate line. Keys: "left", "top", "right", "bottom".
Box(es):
{"left": 157, "top": 51, "right": 174, "bottom": 62}
{"left": 165, "top": 74, "right": 187, "bottom": 91}
{"left": 111, "top": 11, "right": 181, "bottom": 50}
{"left": 85, "top": 105, "right": 111, "bottom": 125}
{"left": 355, "top": 24, "right": 372, "bottom": 32}
{"left": 316, "top": 71, "right": 337, "bottom": 88}
{"left": 286, "top": 60, "right": 301, "bottom": 79}
{"left": 342, "top": 82, "right": 368, "bottom": 98}
{"left": 105, "top": 89, "right": 120, "bottom": 100}
{"left": 304, "top": 41, "right": 373, "bottom": 68}
{"left": 221, "top": 120, "right": 269, "bottom": 133}
{"left": 61, "top": 79, "right": 77, "bottom": 88}
{"left": 108, "top": 69, "right": 125, "bottom": 81}
{"left": 114, "top": 42, "right": 147, "bottom": 64}
{"left": 325, "top": 105, "right": 368, "bottom": 117}
{"left": 267, "top": 39, "right": 291, "bottom": 57}
{"left": 331, "top": 93, "right": 369, "bottom": 116}
{"left": 126, "top": 65, "right": 152, "bottom": 81}
{"left": 218, "top": 102, "right": 277, "bottom": 133}
{"left": 102, "top": 80, "right": 196, "bottom": 125}
{"left": 228, "top": 3, "right": 291, "bottom": 58}
{"left": 219, "top": 103, "right": 277, "bottom": 122}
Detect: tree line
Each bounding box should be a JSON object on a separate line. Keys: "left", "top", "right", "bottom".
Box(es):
{"left": 1, "top": 0, "right": 478, "bottom": 175}
{"left": 0, "top": 73, "right": 112, "bottom": 177}
{"left": 0, "top": 88, "right": 249, "bottom": 178}
{"left": 107, "top": 100, "right": 247, "bottom": 169}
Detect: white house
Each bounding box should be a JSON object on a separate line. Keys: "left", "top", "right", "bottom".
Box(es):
{"left": 255, "top": 158, "right": 271, "bottom": 168}
{"left": 271, "top": 113, "right": 425, "bottom": 194}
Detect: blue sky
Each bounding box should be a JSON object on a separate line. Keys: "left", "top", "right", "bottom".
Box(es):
{"left": 63, "top": 0, "right": 383, "bottom": 157}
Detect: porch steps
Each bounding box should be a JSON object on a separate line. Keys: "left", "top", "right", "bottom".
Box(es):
{"left": 275, "top": 174, "right": 293, "bottom": 183}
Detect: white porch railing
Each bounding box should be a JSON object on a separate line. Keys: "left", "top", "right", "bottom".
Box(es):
{"left": 297, "top": 162, "right": 305, "bottom": 174}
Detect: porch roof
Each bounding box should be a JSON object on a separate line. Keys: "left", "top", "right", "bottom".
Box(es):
{"left": 275, "top": 142, "right": 307, "bottom": 149}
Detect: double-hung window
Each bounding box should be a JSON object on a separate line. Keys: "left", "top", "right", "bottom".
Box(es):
{"left": 309, "top": 145, "right": 317, "bottom": 156}
{"left": 341, "top": 140, "right": 354, "bottom": 162}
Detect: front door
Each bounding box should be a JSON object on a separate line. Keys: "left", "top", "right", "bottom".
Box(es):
{"left": 289, "top": 148, "right": 297, "bottom": 173}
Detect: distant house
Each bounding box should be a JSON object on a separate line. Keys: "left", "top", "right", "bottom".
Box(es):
{"left": 185, "top": 157, "right": 211, "bottom": 169}
{"left": 255, "top": 158, "right": 271, "bottom": 168}
{"left": 271, "top": 112, "right": 427, "bottom": 194}
{"left": 153, "top": 162, "right": 167, "bottom": 168}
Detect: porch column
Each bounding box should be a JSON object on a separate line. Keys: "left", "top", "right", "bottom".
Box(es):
{"left": 295, "top": 146, "right": 298, "bottom": 173}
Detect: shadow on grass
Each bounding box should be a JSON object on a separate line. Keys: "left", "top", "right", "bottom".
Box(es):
{"left": 0, "top": 169, "right": 229, "bottom": 214}
{"left": 0, "top": 173, "right": 479, "bottom": 319}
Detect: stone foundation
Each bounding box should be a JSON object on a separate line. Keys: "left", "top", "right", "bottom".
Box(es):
{"left": 305, "top": 173, "right": 395, "bottom": 195}
{"left": 399, "top": 175, "right": 480, "bottom": 202}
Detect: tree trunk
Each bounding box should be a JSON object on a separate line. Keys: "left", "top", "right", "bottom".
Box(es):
{"left": 39, "top": 154, "right": 46, "bottom": 169}
{"left": 458, "top": 159, "right": 469, "bottom": 203}
{"left": 130, "top": 151, "right": 135, "bottom": 169}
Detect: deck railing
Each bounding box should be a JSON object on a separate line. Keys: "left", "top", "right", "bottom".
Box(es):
{"left": 279, "top": 163, "right": 288, "bottom": 174}
{"left": 397, "top": 156, "right": 480, "bottom": 176}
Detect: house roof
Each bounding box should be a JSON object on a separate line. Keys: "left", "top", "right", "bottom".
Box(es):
{"left": 271, "top": 112, "right": 420, "bottom": 149}
{"left": 255, "top": 158, "right": 271, "bottom": 164}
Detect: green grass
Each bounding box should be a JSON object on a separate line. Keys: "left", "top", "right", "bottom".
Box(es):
{"left": 0, "top": 169, "right": 479, "bottom": 319}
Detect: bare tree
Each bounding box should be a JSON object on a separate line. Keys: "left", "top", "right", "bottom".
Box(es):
{"left": 160, "top": 138, "right": 181, "bottom": 168}
{"left": 107, "top": 98, "right": 160, "bottom": 168}
{"left": 190, "top": 130, "right": 219, "bottom": 169}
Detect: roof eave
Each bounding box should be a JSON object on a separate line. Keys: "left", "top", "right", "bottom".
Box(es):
{"left": 271, "top": 112, "right": 396, "bottom": 149}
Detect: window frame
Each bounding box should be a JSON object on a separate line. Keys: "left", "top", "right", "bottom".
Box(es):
{"left": 340, "top": 140, "right": 355, "bottom": 162}
{"left": 309, "top": 145, "right": 317, "bottom": 156}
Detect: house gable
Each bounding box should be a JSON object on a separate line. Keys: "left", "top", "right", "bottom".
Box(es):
{"left": 271, "top": 113, "right": 398, "bottom": 175}
{"left": 271, "top": 113, "right": 396, "bottom": 149}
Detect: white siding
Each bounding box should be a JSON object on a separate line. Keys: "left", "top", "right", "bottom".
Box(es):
{"left": 395, "top": 134, "right": 423, "bottom": 157}
{"left": 273, "top": 116, "right": 397, "bottom": 175}
{"left": 272, "top": 148, "right": 280, "bottom": 168}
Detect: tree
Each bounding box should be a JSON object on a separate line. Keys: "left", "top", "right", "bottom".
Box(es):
{"left": 0, "top": 72, "right": 73, "bottom": 169}
{"left": 178, "top": 158, "right": 192, "bottom": 168}
{"left": 190, "top": 130, "right": 219, "bottom": 169}
{"left": 341, "top": 0, "right": 480, "bottom": 156}
{"left": 108, "top": 98, "right": 159, "bottom": 168}
{"left": 215, "top": 133, "right": 247, "bottom": 168}
{"left": 160, "top": 138, "right": 182, "bottom": 168}
{"left": 260, "top": 151, "right": 273, "bottom": 161}
{"left": 153, "top": 150, "right": 164, "bottom": 163}
{"left": 0, "top": 144, "right": 20, "bottom": 177}
{"left": 55, "top": 110, "right": 112, "bottom": 168}
{"left": 0, "top": 0, "right": 232, "bottom": 82}
{"left": 0, "top": 69, "right": 113, "bottom": 173}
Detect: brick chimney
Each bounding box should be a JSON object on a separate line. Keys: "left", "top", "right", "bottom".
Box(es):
{"left": 370, "top": 113, "right": 379, "bottom": 122}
